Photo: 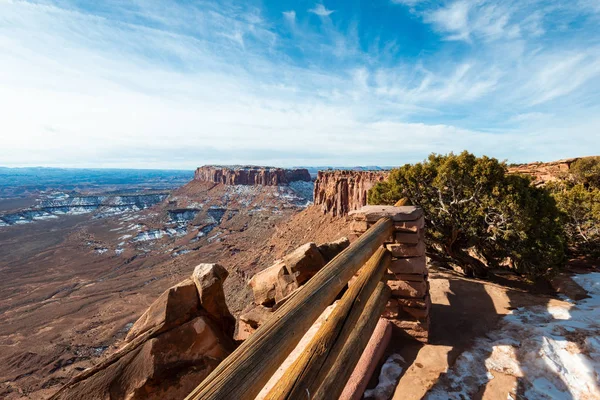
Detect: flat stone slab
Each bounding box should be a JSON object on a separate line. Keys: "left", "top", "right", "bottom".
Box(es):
{"left": 389, "top": 280, "right": 428, "bottom": 298}
{"left": 393, "top": 273, "right": 428, "bottom": 282}
{"left": 394, "top": 231, "right": 421, "bottom": 244}
{"left": 349, "top": 206, "right": 423, "bottom": 222}
{"left": 389, "top": 256, "right": 427, "bottom": 274}
{"left": 387, "top": 241, "right": 425, "bottom": 257}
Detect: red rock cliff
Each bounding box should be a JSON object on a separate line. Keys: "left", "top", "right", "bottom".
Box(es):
{"left": 194, "top": 166, "right": 311, "bottom": 186}
{"left": 508, "top": 157, "right": 584, "bottom": 186}
{"left": 313, "top": 170, "right": 389, "bottom": 216}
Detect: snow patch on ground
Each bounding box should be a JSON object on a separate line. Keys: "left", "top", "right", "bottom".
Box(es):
{"left": 426, "top": 272, "right": 600, "bottom": 400}
{"left": 364, "top": 354, "right": 405, "bottom": 400}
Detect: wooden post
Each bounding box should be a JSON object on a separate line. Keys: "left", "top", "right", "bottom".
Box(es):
{"left": 185, "top": 218, "right": 394, "bottom": 400}
{"left": 313, "top": 282, "right": 391, "bottom": 400}
{"left": 264, "top": 247, "right": 391, "bottom": 399}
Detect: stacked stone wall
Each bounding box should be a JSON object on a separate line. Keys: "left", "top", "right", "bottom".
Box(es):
{"left": 349, "top": 205, "right": 430, "bottom": 343}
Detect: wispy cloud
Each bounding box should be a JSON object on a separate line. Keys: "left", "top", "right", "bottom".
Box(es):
{"left": 424, "top": 1, "right": 522, "bottom": 42}
{"left": 0, "top": 0, "right": 599, "bottom": 168}
{"left": 282, "top": 10, "right": 296, "bottom": 24}
{"left": 308, "top": 4, "right": 335, "bottom": 17}
{"left": 390, "top": 0, "right": 425, "bottom": 6}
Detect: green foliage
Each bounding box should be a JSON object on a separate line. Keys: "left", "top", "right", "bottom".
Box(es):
{"left": 548, "top": 160, "right": 600, "bottom": 257}
{"left": 569, "top": 156, "right": 600, "bottom": 190}
{"left": 369, "top": 151, "right": 566, "bottom": 279}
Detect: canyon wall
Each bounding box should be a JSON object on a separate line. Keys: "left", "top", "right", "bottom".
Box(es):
{"left": 0, "top": 193, "right": 168, "bottom": 227}
{"left": 313, "top": 170, "right": 389, "bottom": 216}
{"left": 194, "top": 166, "right": 311, "bottom": 186}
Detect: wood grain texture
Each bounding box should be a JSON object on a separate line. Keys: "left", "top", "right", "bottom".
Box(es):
{"left": 185, "top": 218, "right": 394, "bottom": 400}
{"left": 312, "top": 282, "right": 391, "bottom": 400}
{"left": 264, "top": 247, "right": 391, "bottom": 400}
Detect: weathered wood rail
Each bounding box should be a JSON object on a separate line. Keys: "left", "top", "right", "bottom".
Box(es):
{"left": 185, "top": 217, "right": 395, "bottom": 400}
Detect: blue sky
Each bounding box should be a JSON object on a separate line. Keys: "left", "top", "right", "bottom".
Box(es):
{"left": 1, "top": 0, "right": 599, "bottom": 168}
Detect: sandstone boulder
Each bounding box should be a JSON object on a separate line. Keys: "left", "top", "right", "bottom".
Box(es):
{"left": 234, "top": 304, "right": 274, "bottom": 341}
{"left": 283, "top": 242, "right": 326, "bottom": 285}
{"left": 275, "top": 263, "right": 299, "bottom": 303}
{"left": 192, "top": 263, "right": 235, "bottom": 338}
{"left": 249, "top": 261, "right": 285, "bottom": 306}
{"left": 125, "top": 279, "right": 199, "bottom": 342}
{"left": 317, "top": 237, "right": 350, "bottom": 262}
{"left": 51, "top": 274, "right": 237, "bottom": 400}
{"left": 51, "top": 316, "right": 232, "bottom": 400}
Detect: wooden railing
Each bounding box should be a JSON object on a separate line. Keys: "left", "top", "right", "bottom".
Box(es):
{"left": 185, "top": 218, "right": 394, "bottom": 400}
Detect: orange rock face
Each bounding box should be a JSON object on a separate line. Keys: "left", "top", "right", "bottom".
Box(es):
{"left": 194, "top": 165, "right": 311, "bottom": 186}
{"left": 50, "top": 265, "right": 235, "bottom": 400}
{"left": 313, "top": 170, "right": 389, "bottom": 216}
{"left": 507, "top": 157, "right": 581, "bottom": 186}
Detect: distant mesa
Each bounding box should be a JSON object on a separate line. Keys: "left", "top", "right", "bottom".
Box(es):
{"left": 194, "top": 165, "right": 312, "bottom": 186}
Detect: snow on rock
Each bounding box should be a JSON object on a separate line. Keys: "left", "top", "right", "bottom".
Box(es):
{"left": 364, "top": 354, "right": 405, "bottom": 400}
{"left": 0, "top": 192, "right": 167, "bottom": 227}
{"left": 133, "top": 227, "right": 186, "bottom": 242}
{"left": 168, "top": 209, "right": 200, "bottom": 224}
{"left": 288, "top": 180, "right": 314, "bottom": 202}
{"left": 426, "top": 272, "right": 600, "bottom": 400}
{"left": 172, "top": 249, "right": 191, "bottom": 257}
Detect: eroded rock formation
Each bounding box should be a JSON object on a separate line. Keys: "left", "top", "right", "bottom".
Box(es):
{"left": 507, "top": 157, "right": 580, "bottom": 185}
{"left": 313, "top": 170, "right": 389, "bottom": 216}
{"left": 194, "top": 166, "right": 311, "bottom": 186}
{"left": 237, "top": 237, "right": 350, "bottom": 341}
{"left": 50, "top": 264, "right": 235, "bottom": 400}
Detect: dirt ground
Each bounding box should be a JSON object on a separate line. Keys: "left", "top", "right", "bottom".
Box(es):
{"left": 0, "top": 197, "right": 350, "bottom": 399}
{"left": 377, "top": 268, "right": 592, "bottom": 400}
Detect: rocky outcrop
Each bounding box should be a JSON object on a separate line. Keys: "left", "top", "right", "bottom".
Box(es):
{"left": 313, "top": 171, "right": 389, "bottom": 216}
{"left": 192, "top": 263, "right": 236, "bottom": 338}
{"left": 508, "top": 158, "right": 580, "bottom": 186}
{"left": 194, "top": 166, "right": 311, "bottom": 186}
{"left": 237, "top": 237, "right": 350, "bottom": 341}
{"left": 50, "top": 264, "right": 235, "bottom": 400}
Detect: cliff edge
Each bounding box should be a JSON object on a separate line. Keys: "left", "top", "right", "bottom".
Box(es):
{"left": 194, "top": 166, "right": 311, "bottom": 186}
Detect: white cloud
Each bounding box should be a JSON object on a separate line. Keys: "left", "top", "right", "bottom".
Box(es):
{"left": 0, "top": 0, "right": 599, "bottom": 168}
{"left": 426, "top": 1, "right": 472, "bottom": 41}
{"left": 524, "top": 52, "right": 600, "bottom": 105}
{"left": 282, "top": 10, "right": 296, "bottom": 23}
{"left": 308, "top": 4, "right": 335, "bottom": 17}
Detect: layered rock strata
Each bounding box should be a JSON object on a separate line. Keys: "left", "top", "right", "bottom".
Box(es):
{"left": 313, "top": 170, "right": 388, "bottom": 216}
{"left": 194, "top": 166, "right": 311, "bottom": 186}
{"left": 349, "top": 205, "right": 430, "bottom": 343}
